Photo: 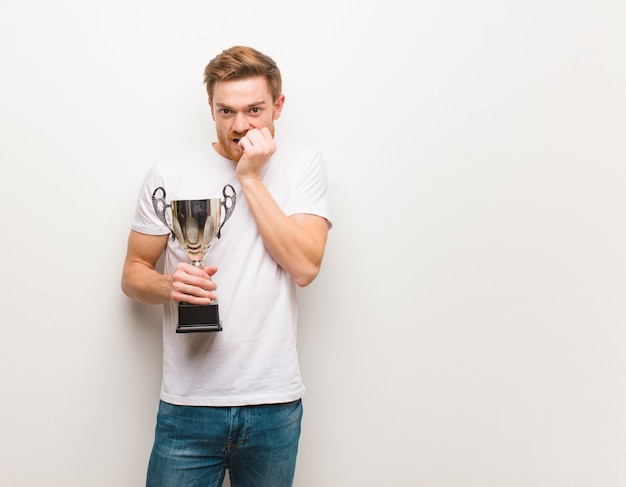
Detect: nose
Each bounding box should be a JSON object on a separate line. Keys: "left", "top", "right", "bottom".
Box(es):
{"left": 232, "top": 113, "right": 251, "bottom": 134}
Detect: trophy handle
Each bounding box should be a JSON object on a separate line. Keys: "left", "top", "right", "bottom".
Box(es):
{"left": 151, "top": 187, "right": 175, "bottom": 240}
{"left": 217, "top": 184, "right": 236, "bottom": 238}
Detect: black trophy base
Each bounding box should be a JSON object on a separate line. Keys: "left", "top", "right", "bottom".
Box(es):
{"left": 176, "top": 302, "right": 223, "bottom": 333}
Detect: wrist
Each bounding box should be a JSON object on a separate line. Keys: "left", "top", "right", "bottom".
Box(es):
{"left": 237, "top": 173, "right": 263, "bottom": 188}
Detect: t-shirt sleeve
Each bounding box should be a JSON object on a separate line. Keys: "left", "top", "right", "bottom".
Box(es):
{"left": 286, "top": 148, "right": 333, "bottom": 229}
{"left": 131, "top": 164, "right": 172, "bottom": 236}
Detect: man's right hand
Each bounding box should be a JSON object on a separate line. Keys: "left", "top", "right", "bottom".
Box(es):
{"left": 171, "top": 263, "right": 218, "bottom": 305}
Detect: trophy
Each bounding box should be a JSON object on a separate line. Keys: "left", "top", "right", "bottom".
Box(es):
{"left": 152, "top": 184, "right": 236, "bottom": 333}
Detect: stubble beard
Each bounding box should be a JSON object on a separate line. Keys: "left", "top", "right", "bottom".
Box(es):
{"left": 215, "top": 125, "right": 276, "bottom": 163}
{"left": 216, "top": 131, "right": 243, "bottom": 163}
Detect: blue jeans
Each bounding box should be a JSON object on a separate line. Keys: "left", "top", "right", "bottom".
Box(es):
{"left": 146, "top": 399, "right": 303, "bottom": 487}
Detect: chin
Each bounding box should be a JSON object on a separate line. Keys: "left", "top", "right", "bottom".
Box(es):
{"left": 228, "top": 148, "right": 243, "bottom": 163}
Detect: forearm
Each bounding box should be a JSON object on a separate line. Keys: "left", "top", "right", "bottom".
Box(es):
{"left": 239, "top": 177, "right": 327, "bottom": 286}
{"left": 122, "top": 262, "right": 173, "bottom": 304}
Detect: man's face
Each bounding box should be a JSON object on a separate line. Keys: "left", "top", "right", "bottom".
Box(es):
{"left": 209, "top": 76, "right": 284, "bottom": 162}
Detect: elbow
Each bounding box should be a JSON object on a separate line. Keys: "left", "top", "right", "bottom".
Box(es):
{"left": 285, "top": 242, "right": 327, "bottom": 287}
{"left": 120, "top": 275, "right": 132, "bottom": 299}
{"left": 120, "top": 267, "right": 140, "bottom": 300}
{"left": 296, "top": 276, "right": 314, "bottom": 288}
{"left": 294, "top": 263, "right": 322, "bottom": 287}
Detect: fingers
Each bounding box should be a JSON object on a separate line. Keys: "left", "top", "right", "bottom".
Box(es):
{"left": 236, "top": 129, "right": 275, "bottom": 181}
{"left": 203, "top": 265, "right": 218, "bottom": 277}
{"left": 238, "top": 128, "right": 276, "bottom": 156}
{"left": 171, "top": 263, "right": 217, "bottom": 304}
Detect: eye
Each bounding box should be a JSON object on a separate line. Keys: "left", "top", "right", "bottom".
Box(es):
{"left": 220, "top": 109, "right": 232, "bottom": 115}
{"left": 250, "top": 107, "right": 261, "bottom": 114}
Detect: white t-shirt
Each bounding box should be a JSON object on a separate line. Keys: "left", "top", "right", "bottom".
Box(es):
{"left": 131, "top": 139, "right": 332, "bottom": 406}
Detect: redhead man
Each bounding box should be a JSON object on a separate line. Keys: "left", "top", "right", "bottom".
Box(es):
{"left": 122, "top": 46, "right": 331, "bottom": 486}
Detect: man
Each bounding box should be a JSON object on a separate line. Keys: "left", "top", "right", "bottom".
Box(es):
{"left": 121, "top": 46, "right": 332, "bottom": 487}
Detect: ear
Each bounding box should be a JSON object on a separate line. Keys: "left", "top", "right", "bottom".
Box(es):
{"left": 272, "top": 94, "right": 285, "bottom": 121}
{"left": 208, "top": 97, "right": 216, "bottom": 121}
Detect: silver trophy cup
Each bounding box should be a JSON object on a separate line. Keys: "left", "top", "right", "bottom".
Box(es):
{"left": 152, "top": 185, "right": 236, "bottom": 333}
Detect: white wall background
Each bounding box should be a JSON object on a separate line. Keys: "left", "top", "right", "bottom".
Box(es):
{"left": 1, "top": 1, "right": 625, "bottom": 486}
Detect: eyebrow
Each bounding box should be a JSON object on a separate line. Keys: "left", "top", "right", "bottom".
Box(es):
{"left": 214, "top": 100, "right": 268, "bottom": 110}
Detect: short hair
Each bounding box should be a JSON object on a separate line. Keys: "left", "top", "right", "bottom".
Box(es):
{"left": 203, "top": 46, "right": 282, "bottom": 102}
